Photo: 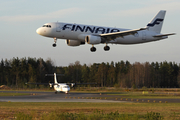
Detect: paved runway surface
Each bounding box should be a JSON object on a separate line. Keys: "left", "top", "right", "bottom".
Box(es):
{"left": 0, "top": 91, "right": 127, "bottom": 102}
{"left": 0, "top": 91, "right": 180, "bottom": 103}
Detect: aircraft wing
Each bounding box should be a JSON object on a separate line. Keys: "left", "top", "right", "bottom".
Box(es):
{"left": 100, "top": 28, "right": 147, "bottom": 41}
{"left": 66, "top": 83, "right": 97, "bottom": 87}
{"left": 25, "top": 83, "right": 58, "bottom": 85}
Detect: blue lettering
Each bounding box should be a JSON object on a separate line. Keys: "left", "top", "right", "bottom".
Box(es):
{"left": 147, "top": 19, "right": 163, "bottom": 27}
{"left": 63, "top": 24, "right": 72, "bottom": 30}
{"left": 62, "top": 24, "right": 120, "bottom": 34}
{"left": 95, "top": 27, "right": 105, "bottom": 34}
{"left": 71, "top": 25, "right": 76, "bottom": 31}
{"left": 85, "top": 26, "right": 95, "bottom": 33}
{"left": 110, "top": 29, "right": 120, "bottom": 33}
{"left": 106, "top": 28, "right": 110, "bottom": 33}
{"left": 75, "top": 25, "right": 85, "bottom": 32}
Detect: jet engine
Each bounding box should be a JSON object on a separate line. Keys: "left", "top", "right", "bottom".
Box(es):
{"left": 66, "top": 39, "right": 85, "bottom": 46}
{"left": 85, "top": 35, "right": 102, "bottom": 44}
{"left": 71, "top": 83, "right": 75, "bottom": 87}
{"left": 49, "top": 83, "right": 53, "bottom": 88}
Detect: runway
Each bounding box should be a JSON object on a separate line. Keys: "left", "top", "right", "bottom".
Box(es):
{"left": 0, "top": 91, "right": 128, "bottom": 102}
{"left": 1, "top": 91, "right": 180, "bottom": 103}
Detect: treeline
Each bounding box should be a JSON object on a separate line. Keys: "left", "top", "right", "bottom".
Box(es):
{"left": 0, "top": 57, "right": 180, "bottom": 88}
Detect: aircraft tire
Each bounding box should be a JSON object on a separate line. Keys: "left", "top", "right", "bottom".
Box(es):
{"left": 104, "top": 46, "right": 110, "bottom": 51}
{"left": 90, "top": 47, "right": 96, "bottom": 52}
{"left": 52, "top": 43, "right": 57, "bottom": 47}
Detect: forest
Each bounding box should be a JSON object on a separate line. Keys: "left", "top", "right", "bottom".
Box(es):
{"left": 0, "top": 57, "right": 180, "bottom": 88}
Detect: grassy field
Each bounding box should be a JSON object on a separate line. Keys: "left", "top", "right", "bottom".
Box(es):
{"left": 0, "top": 102, "right": 180, "bottom": 119}
{"left": 0, "top": 88, "right": 180, "bottom": 119}
{"left": 0, "top": 92, "right": 30, "bottom": 96}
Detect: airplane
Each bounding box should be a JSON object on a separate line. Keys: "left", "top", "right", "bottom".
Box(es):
{"left": 36, "top": 10, "right": 175, "bottom": 52}
{"left": 26, "top": 73, "right": 96, "bottom": 94}
{"left": 26, "top": 73, "right": 74, "bottom": 94}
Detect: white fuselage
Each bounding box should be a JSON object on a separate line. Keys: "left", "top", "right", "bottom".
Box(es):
{"left": 36, "top": 11, "right": 175, "bottom": 52}
{"left": 36, "top": 22, "right": 166, "bottom": 45}
{"left": 54, "top": 83, "right": 70, "bottom": 94}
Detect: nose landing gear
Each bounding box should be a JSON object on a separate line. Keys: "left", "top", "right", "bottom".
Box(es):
{"left": 52, "top": 38, "right": 57, "bottom": 47}
{"left": 52, "top": 43, "right": 56, "bottom": 47}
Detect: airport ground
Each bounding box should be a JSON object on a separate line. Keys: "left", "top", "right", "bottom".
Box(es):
{"left": 0, "top": 89, "right": 180, "bottom": 119}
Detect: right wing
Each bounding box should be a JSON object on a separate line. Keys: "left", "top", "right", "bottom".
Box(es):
{"left": 100, "top": 28, "right": 146, "bottom": 41}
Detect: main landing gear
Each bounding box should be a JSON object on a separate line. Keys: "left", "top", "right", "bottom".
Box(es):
{"left": 52, "top": 38, "right": 57, "bottom": 47}
{"left": 90, "top": 44, "right": 110, "bottom": 52}
{"left": 104, "top": 45, "right": 110, "bottom": 51}
{"left": 90, "top": 45, "right": 96, "bottom": 52}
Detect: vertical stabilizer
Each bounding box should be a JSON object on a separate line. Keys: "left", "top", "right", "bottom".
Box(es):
{"left": 146, "top": 10, "right": 166, "bottom": 33}
{"left": 54, "top": 73, "right": 58, "bottom": 84}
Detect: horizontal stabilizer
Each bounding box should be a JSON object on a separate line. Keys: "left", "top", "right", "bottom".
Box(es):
{"left": 153, "top": 33, "right": 176, "bottom": 37}
{"left": 45, "top": 74, "right": 64, "bottom": 76}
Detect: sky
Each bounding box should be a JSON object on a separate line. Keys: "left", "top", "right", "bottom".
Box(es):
{"left": 0, "top": 0, "right": 179, "bottom": 66}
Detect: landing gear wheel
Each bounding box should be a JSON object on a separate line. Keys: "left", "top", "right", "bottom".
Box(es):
{"left": 55, "top": 91, "right": 57, "bottom": 94}
{"left": 52, "top": 38, "right": 57, "bottom": 47}
{"left": 52, "top": 43, "right": 57, "bottom": 47}
{"left": 90, "top": 47, "right": 96, "bottom": 52}
{"left": 104, "top": 46, "right": 110, "bottom": 51}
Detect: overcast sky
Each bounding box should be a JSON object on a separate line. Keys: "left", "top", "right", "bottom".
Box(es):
{"left": 0, "top": 0, "right": 179, "bottom": 66}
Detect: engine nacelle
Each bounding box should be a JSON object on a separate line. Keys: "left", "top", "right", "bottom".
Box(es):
{"left": 66, "top": 39, "right": 85, "bottom": 46}
{"left": 85, "top": 35, "right": 101, "bottom": 45}
{"left": 49, "top": 83, "right": 53, "bottom": 88}
{"left": 71, "top": 83, "right": 75, "bottom": 87}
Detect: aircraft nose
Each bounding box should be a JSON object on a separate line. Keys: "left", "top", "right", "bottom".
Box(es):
{"left": 36, "top": 28, "right": 41, "bottom": 35}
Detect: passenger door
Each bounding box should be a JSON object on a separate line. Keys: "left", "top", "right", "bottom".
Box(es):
{"left": 56, "top": 23, "right": 61, "bottom": 32}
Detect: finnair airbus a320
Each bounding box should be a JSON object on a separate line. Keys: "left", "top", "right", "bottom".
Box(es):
{"left": 36, "top": 10, "right": 175, "bottom": 52}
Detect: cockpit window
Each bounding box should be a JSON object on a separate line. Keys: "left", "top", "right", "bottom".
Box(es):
{"left": 42, "top": 25, "right": 51, "bottom": 28}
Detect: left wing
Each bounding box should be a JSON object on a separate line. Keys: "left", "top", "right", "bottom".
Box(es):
{"left": 100, "top": 28, "right": 146, "bottom": 41}
{"left": 66, "top": 83, "right": 97, "bottom": 87}
{"left": 25, "top": 83, "right": 58, "bottom": 85}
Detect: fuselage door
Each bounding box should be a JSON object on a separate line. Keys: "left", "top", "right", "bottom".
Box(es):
{"left": 56, "top": 23, "right": 61, "bottom": 32}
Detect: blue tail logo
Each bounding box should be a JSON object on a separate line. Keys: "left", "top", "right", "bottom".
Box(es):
{"left": 147, "top": 18, "right": 164, "bottom": 27}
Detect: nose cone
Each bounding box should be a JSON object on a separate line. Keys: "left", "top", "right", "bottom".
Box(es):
{"left": 36, "top": 28, "right": 41, "bottom": 35}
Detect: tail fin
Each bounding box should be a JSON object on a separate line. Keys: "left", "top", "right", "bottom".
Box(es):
{"left": 146, "top": 10, "right": 166, "bottom": 33}
{"left": 45, "top": 73, "right": 64, "bottom": 83}
{"left": 54, "top": 73, "right": 58, "bottom": 84}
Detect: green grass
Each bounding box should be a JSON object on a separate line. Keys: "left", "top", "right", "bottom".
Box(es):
{"left": 0, "top": 102, "right": 180, "bottom": 119}
{"left": 0, "top": 92, "right": 30, "bottom": 96}
{"left": 15, "top": 111, "right": 164, "bottom": 120}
